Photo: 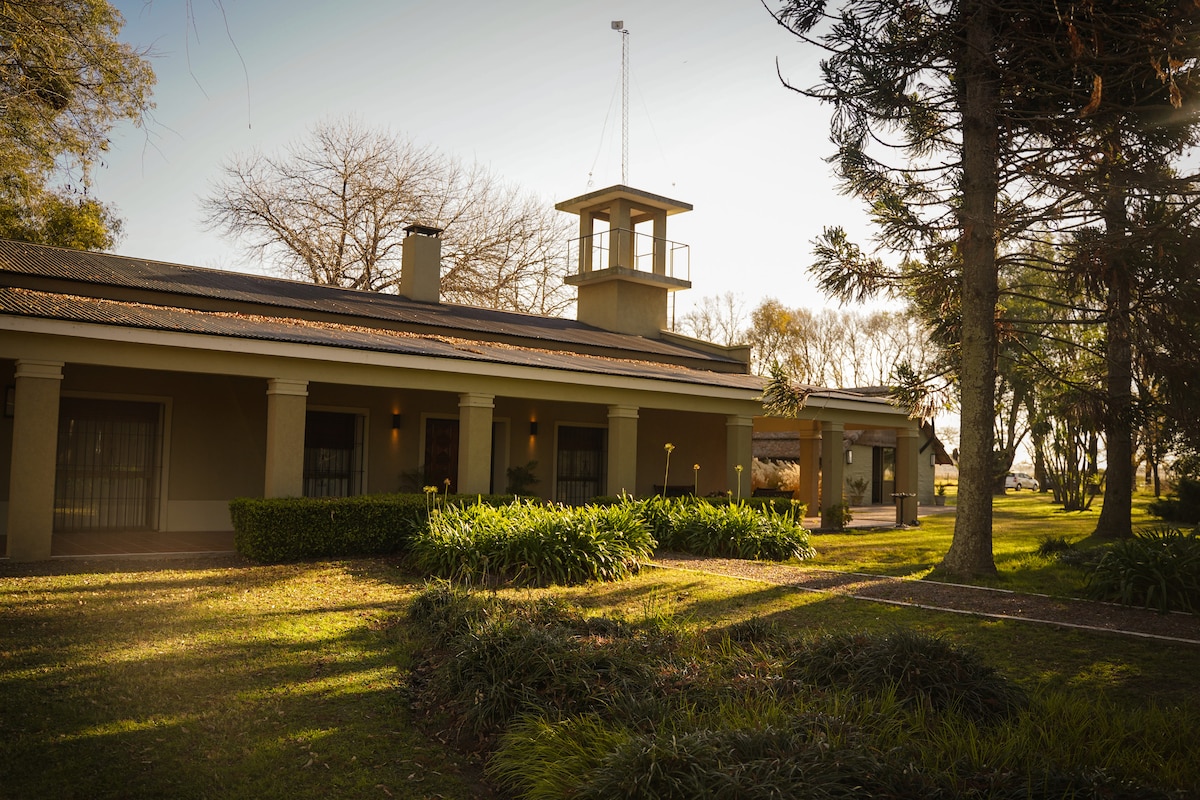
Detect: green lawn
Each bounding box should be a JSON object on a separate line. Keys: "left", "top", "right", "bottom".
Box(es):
{"left": 2, "top": 544, "right": 1197, "bottom": 799}
{"left": 811, "top": 488, "right": 1159, "bottom": 595}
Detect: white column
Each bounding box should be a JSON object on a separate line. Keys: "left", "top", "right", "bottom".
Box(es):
{"left": 820, "top": 421, "right": 845, "bottom": 529}
{"left": 579, "top": 212, "right": 595, "bottom": 273}
{"left": 896, "top": 425, "right": 920, "bottom": 525}
{"left": 798, "top": 429, "right": 820, "bottom": 513}
{"left": 607, "top": 405, "right": 638, "bottom": 497}
{"left": 6, "top": 360, "right": 64, "bottom": 561}
{"left": 652, "top": 210, "right": 668, "bottom": 276}
{"left": 610, "top": 199, "right": 633, "bottom": 269}
{"left": 726, "top": 414, "right": 754, "bottom": 500}
{"left": 457, "top": 392, "right": 495, "bottom": 495}
{"left": 264, "top": 379, "right": 308, "bottom": 498}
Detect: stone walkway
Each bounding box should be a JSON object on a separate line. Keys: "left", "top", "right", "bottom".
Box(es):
{"left": 653, "top": 554, "right": 1200, "bottom": 646}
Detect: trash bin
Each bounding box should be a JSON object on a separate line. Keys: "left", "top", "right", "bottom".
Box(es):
{"left": 891, "top": 492, "right": 917, "bottom": 526}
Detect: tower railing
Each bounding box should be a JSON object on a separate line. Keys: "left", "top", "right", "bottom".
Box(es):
{"left": 567, "top": 227, "right": 690, "bottom": 282}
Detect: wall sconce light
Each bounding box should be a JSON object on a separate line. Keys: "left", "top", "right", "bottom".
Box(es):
{"left": 844, "top": 450, "right": 853, "bottom": 465}
{"left": 392, "top": 413, "right": 402, "bottom": 430}
{"left": 929, "top": 453, "right": 937, "bottom": 467}
{"left": 529, "top": 420, "right": 539, "bottom": 436}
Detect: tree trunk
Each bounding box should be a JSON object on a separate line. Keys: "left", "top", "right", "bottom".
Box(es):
{"left": 1094, "top": 180, "right": 1134, "bottom": 538}
{"left": 941, "top": 1, "right": 999, "bottom": 577}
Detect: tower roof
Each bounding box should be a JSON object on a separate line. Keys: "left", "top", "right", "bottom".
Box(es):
{"left": 555, "top": 184, "right": 692, "bottom": 222}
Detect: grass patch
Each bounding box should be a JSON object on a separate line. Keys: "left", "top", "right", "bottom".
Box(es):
{"left": 0, "top": 557, "right": 484, "bottom": 800}
{"left": 809, "top": 490, "right": 1163, "bottom": 596}
{"left": 2, "top": 556, "right": 1198, "bottom": 798}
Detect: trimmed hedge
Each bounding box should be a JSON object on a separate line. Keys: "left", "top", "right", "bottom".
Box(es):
{"left": 229, "top": 493, "right": 516, "bottom": 563}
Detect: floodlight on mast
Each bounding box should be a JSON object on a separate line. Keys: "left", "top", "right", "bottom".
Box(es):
{"left": 611, "top": 21, "right": 629, "bottom": 184}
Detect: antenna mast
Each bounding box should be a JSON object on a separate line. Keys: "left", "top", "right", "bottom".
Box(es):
{"left": 611, "top": 20, "right": 629, "bottom": 184}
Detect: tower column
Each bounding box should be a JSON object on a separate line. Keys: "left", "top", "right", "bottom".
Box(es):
{"left": 610, "top": 198, "right": 634, "bottom": 269}
{"left": 578, "top": 212, "right": 595, "bottom": 273}
{"left": 652, "top": 210, "right": 668, "bottom": 276}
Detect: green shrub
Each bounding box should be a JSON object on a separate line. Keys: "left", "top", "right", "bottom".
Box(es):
{"left": 649, "top": 498, "right": 815, "bottom": 561}
{"left": 1035, "top": 534, "right": 1077, "bottom": 558}
{"left": 1148, "top": 477, "right": 1200, "bottom": 524}
{"left": 229, "top": 493, "right": 427, "bottom": 562}
{"left": 592, "top": 495, "right": 806, "bottom": 518}
{"left": 1086, "top": 525, "right": 1200, "bottom": 613}
{"left": 408, "top": 500, "right": 655, "bottom": 586}
{"left": 784, "top": 629, "right": 1027, "bottom": 722}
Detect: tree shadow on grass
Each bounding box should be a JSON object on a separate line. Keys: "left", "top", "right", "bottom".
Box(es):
{"left": 0, "top": 559, "right": 489, "bottom": 800}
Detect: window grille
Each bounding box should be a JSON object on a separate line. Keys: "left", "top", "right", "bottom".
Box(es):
{"left": 555, "top": 426, "right": 606, "bottom": 505}
{"left": 303, "top": 411, "right": 364, "bottom": 497}
{"left": 54, "top": 399, "right": 162, "bottom": 531}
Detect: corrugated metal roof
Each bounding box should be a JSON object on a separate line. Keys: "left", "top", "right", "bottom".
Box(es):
{"left": 0, "top": 238, "right": 741, "bottom": 366}
{"left": 0, "top": 287, "right": 766, "bottom": 390}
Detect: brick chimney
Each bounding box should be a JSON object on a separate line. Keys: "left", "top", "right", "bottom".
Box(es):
{"left": 399, "top": 224, "right": 444, "bottom": 303}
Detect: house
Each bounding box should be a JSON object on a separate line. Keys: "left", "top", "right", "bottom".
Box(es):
{"left": 1, "top": 185, "right": 926, "bottom": 561}
{"left": 755, "top": 423, "right": 952, "bottom": 506}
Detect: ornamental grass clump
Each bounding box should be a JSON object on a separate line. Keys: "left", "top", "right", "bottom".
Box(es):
{"left": 784, "top": 629, "right": 1027, "bottom": 723}
{"left": 410, "top": 588, "right": 1199, "bottom": 798}
{"left": 654, "top": 498, "right": 815, "bottom": 562}
{"left": 406, "top": 587, "right": 676, "bottom": 739}
{"left": 566, "top": 721, "right": 923, "bottom": 800}
{"left": 1086, "top": 524, "right": 1200, "bottom": 613}
{"left": 409, "top": 500, "right": 654, "bottom": 586}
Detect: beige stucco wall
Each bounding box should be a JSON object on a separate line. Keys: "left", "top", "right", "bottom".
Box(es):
{"left": 64, "top": 366, "right": 266, "bottom": 502}
{"left": 840, "top": 440, "right": 936, "bottom": 507}
{"left": 575, "top": 279, "right": 668, "bottom": 337}
{"left": 636, "top": 408, "right": 730, "bottom": 497}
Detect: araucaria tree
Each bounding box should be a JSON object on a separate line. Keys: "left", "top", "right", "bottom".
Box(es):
{"left": 1007, "top": 2, "right": 1200, "bottom": 537}
{"left": 771, "top": 0, "right": 1200, "bottom": 567}
{"left": 201, "top": 118, "right": 576, "bottom": 316}
{"left": 0, "top": 0, "right": 154, "bottom": 249}
{"left": 769, "top": 0, "right": 1005, "bottom": 576}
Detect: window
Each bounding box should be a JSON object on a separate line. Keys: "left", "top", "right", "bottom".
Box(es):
{"left": 424, "top": 418, "right": 459, "bottom": 494}
{"left": 54, "top": 398, "right": 163, "bottom": 531}
{"left": 303, "top": 411, "right": 364, "bottom": 497}
{"left": 556, "top": 426, "right": 606, "bottom": 504}
{"left": 871, "top": 446, "right": 895, "bottom": 504}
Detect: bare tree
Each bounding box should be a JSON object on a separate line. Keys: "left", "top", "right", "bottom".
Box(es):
{"left": 201, "top": 117, "right": 575, "bottom": 315}
{"left": 744, "top": 299, "right": 935, "bottom": 388}
{"left": 676, "top": 292, "right": 748, "bottom": 346}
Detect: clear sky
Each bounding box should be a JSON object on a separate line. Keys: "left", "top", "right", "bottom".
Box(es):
{"left": 93, "top": 0, "right": 878, "bottom": 319}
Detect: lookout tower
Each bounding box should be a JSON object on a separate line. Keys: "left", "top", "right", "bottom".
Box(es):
{"left": 556, "top": 184, "right": 692, "bottom": 337}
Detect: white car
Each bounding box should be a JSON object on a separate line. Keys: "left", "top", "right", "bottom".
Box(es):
{"left": 1005, "top": 471, "right": 1039, "bottom": 491}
